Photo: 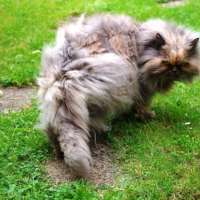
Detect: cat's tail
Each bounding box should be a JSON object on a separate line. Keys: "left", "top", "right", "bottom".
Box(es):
{"left": 37, "top": 46, "right": 92, "bottom": 179}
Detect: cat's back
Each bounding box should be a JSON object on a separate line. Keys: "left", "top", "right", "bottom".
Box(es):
{"left": 58, "top": 14, "right": 139, "bottom": 62}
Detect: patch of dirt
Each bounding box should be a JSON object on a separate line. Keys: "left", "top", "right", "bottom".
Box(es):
{"left": 161, "top": 0, "right": 186, "bottom": 7}
{"left": 0, "top": 86, "right": 36, "bottom": 113}
{"left": 45, "top": 143, "right": 117, "bottom": 186}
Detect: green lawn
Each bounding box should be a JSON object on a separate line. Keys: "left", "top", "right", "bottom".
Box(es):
{"left": 1, "top": 0, "right": 200, "bottom": 86}
{"left": 1, "top": 0, "right": 200, "bottom": 199}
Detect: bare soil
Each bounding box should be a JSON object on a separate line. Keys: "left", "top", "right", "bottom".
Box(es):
{"left": 161, "top": 0, "right": 186, "bottom": 7}
{"left": 0, "top": 86, "right": 36, "bottom": 113}
{"left": 46, "top": 143, "right": 116, "bottom": 186}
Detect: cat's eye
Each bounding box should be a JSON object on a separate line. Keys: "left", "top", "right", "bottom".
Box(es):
{"left": 163, "top": 61, "right": 171, "bottom": 66}
{"left": 179, "top": 62, "right": 187, "bottom": 66}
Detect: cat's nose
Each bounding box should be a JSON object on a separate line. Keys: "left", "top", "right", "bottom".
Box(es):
{"left": 172, "top": 70, "right": 179, "bottom": 77}
{"left": 172, "top": 66, "right": 177, "bottom": 73}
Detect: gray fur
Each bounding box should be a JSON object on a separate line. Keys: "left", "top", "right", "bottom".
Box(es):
{"left": 37, "top": 14, "right": 200, "bottom": 179}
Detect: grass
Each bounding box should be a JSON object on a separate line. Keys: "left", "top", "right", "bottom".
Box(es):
{"left": 0, "top": 0, "right": 200, "bottom": 199}
{"left": 108, "top": 81, "right": 200, "bottom": 199}
{"left": 1, "top": 0, "right": 200, "bottom": 86}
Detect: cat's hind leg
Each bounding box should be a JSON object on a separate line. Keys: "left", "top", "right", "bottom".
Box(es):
{"left": 44, "top": 123, "right": 63, "bottom": 158}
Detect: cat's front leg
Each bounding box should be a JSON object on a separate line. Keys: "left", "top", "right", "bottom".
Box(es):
{"left": 135, "top": 110, "right": 155, "bottom": 120}
{"left": 132, "top": 101, "right": 155, "bottom": 120}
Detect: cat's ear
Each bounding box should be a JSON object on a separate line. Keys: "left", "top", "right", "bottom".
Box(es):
{"left": 189, "top": 38, "right": 199, "bottom": 50}
{"left": 156, "top": 33, "right": 166, "bottom": 48}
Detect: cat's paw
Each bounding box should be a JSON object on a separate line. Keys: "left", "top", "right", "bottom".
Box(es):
{"left": 135, "top": 111, "right": 155, "bottom": 120}
{"left": 104, "top": 125, "right": 112, "bottom": 132}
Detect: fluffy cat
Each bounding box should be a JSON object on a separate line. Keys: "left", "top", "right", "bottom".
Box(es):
{"left": 37, "top": 14, "right": 200, "bottom": 179}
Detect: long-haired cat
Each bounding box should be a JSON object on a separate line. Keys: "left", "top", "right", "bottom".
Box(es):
{"left": 37, "top": 14, "right": 200, "bottom": 179}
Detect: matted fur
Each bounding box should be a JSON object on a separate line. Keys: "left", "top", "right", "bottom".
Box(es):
{"left": 37, "top": 14, "right": 200, "bottom": 179}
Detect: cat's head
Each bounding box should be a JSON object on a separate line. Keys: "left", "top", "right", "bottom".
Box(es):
{"left": 137, "top": 20, "right": 200, "bottom": 84}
